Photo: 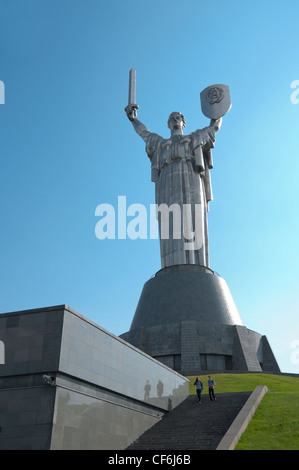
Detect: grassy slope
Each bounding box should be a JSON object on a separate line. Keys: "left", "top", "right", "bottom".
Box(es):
{"left": 186, "top": 373, "right": 299, "bottom": 450}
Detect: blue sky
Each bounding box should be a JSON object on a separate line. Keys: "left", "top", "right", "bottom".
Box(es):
{"left": 0, "top": 0, "right": 298, "bottom": 373}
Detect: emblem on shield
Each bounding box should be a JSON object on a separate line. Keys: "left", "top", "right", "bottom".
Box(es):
{"left": 200, "top": 84, "right": 231, "bottom": 119}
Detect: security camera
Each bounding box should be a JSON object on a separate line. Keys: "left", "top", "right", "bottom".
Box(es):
{"left": 43, "top": 374, "right": 56, "bottom": 386}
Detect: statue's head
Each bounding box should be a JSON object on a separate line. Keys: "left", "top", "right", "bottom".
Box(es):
{"left": 167, "top": 112, "right": 186, "bottom": 130}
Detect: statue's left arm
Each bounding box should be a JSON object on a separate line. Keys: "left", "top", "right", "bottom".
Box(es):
{"left": 191, "top": 117, "right": 222, "bottom": 173}
{"left": 205, "top": 117, "right": 222, "bottom": 145}
{"left": 191, "top": 117, "right": 222, "bottom": 149}
{"left": 210, "top": 118, "right": 222, "bottom": 132}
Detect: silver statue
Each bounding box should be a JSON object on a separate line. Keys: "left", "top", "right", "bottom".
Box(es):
{"left": 125, "top": 70, "right": 231, "bottom": 269}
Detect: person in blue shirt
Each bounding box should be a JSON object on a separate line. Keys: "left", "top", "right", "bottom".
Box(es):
{"left": 208, "top": 376, "right": 216, "bottom": 401}
{"left": 194, "top": 377, "right": 204, "bottom": 404}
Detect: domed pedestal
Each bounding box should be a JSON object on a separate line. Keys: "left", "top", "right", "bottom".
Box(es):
{"left": 120, "top": 265, "right": 280, "bottom": 374}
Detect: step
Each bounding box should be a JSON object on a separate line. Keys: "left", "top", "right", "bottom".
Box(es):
{"left": 127, "top": 392, "right": 251, "bottom": 450}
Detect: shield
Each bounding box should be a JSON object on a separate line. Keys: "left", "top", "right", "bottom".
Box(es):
{"left": 200, "top": 84, "right": 231, "bottom": 119}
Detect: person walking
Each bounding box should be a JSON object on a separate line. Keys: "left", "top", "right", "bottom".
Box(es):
{"left": 208, "top": 375, "right": 216, "bottom": 402}
{"left": 194, "top": 377, "right": 203, "bottom": 404}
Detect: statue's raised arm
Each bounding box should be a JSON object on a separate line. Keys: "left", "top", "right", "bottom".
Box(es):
{"left": 210, "top": 118, "right": 222, "bottom": 133}
{"left": 124, "top": 103, "right": 138, "bottom": 122}
{"left": 124, "top": 69, "right": 152, "bottom": 142}
{"left": 125, "top": 104, "right": 151, "bottom": 142}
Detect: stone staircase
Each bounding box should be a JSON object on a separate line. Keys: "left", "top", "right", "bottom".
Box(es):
{"left": 127, "top": 392, "right": 251, "bottom": 450}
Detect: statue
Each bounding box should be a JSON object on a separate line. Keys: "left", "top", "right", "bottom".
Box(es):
{"left": 125, "top": 69, "right": 231, "bottom": 269}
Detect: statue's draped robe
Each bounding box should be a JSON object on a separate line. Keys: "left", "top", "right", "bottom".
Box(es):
{"left": 138, "top": 125, "right": 217, "bottom": 269}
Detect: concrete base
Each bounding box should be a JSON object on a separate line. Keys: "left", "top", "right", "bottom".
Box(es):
{"left": 130, "top": 265, "right": 244, "bottom": 329}
{"left": 120, "top": 265, "right": 280, "bottom": 374}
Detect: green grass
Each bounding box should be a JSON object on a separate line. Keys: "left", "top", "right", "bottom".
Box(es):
{"left": 186, "top": 373, "right": 299, "bottom": 450}
{"left": 236, "top": 392, "right": 299, "bottom": 450}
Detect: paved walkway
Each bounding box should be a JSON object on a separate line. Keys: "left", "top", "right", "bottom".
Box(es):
{"left": 127, "top": 392, "right": 251, "bottom": 450}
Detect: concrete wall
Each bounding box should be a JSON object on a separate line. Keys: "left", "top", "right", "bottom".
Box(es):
{"left": 0, "top": 373, "right": 56, "bottom": 450}
{"left": 51, "top": 373, "right": 165, "bottom": 450}
{"left": 0, "top": 306, "right": 189, "bottom": 450}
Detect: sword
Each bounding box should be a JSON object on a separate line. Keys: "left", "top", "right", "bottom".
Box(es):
{"left": 128, "top": 68, "right": 136, "bottom": 105}
{"left": 125, "top": 68, "right": 139, "bottom": 121}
